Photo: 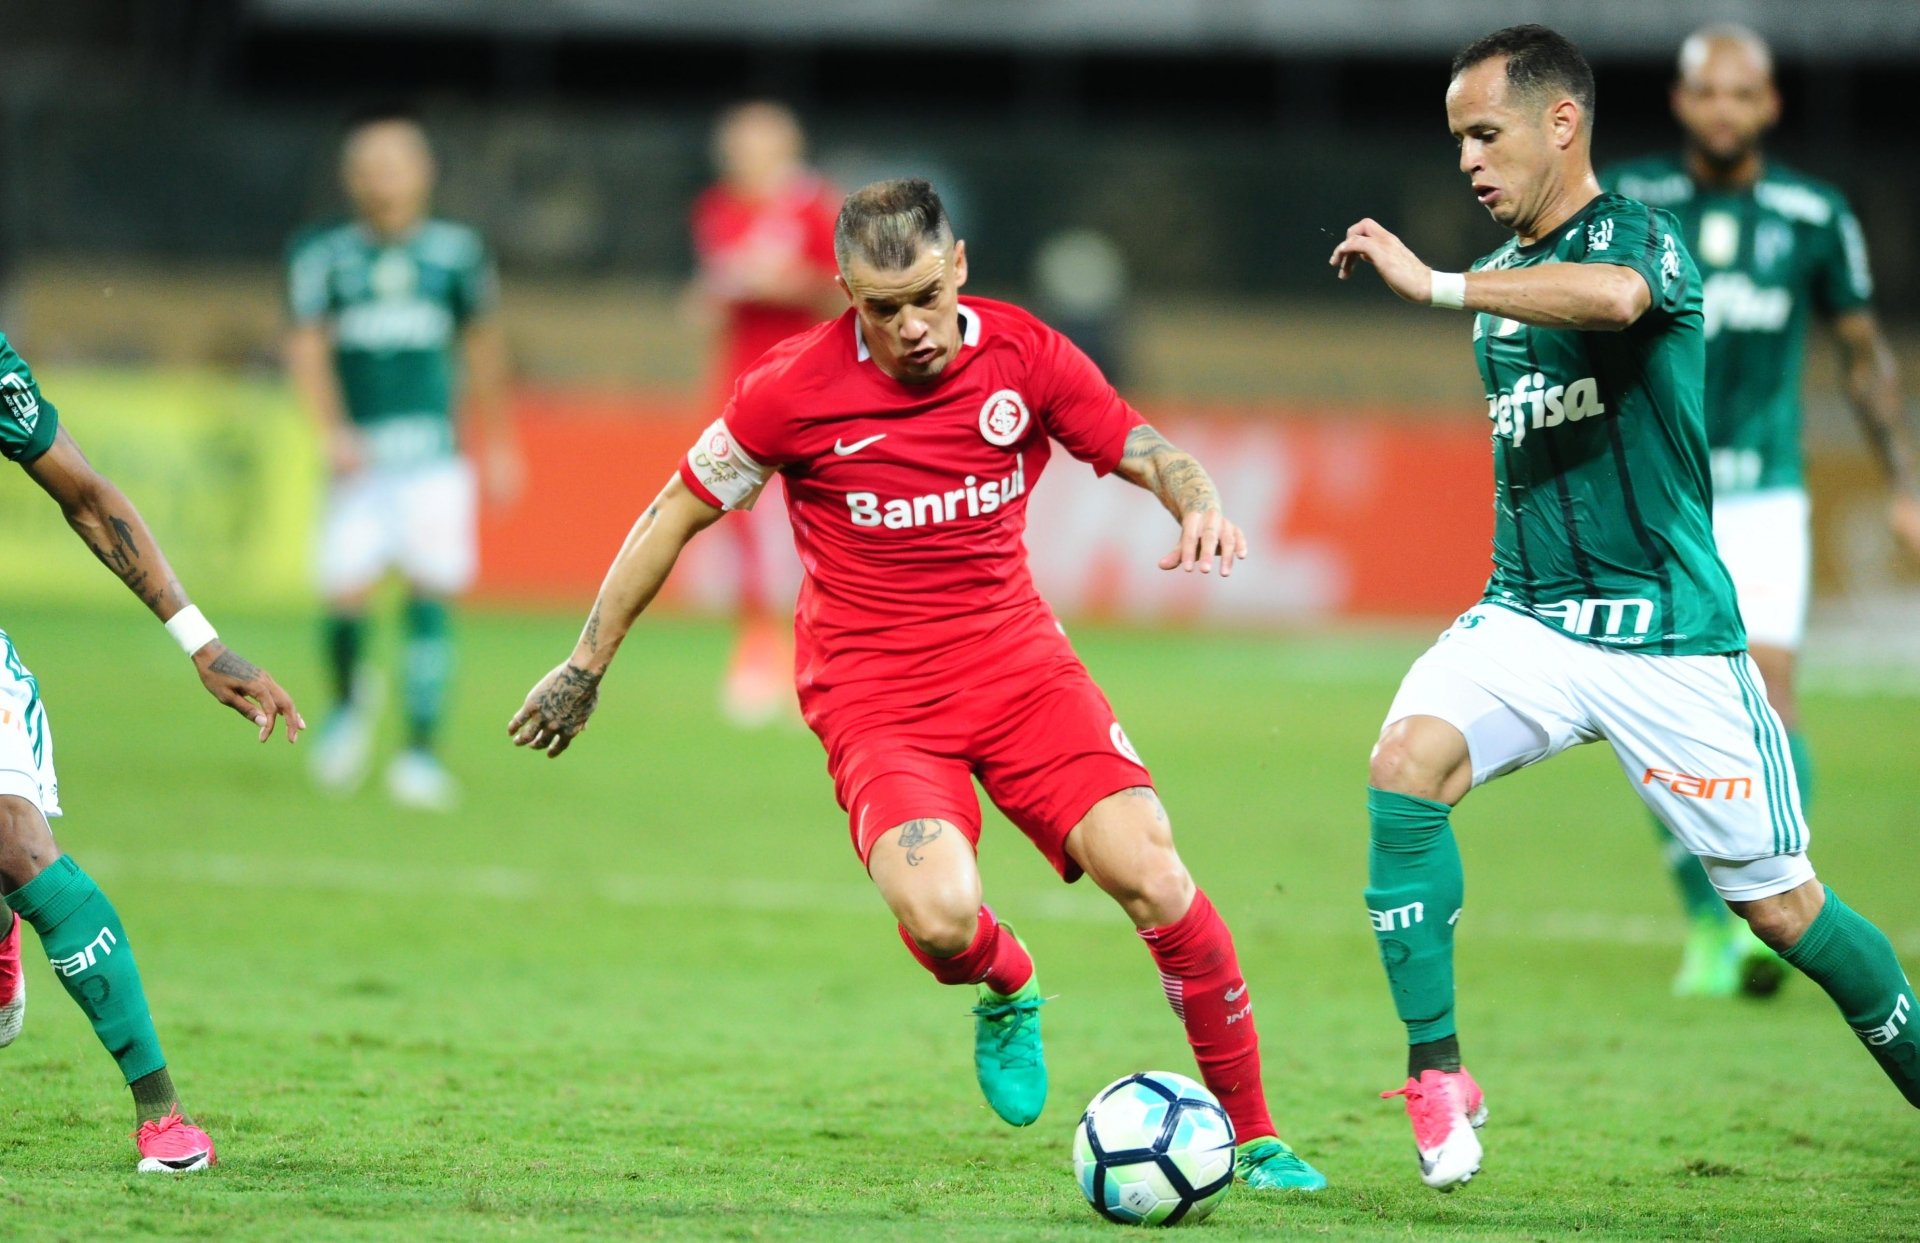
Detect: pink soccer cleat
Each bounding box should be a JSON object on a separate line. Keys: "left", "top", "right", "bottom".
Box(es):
{"left": 135, "top": 1110, "right": 217, "bottom": 1174}
{"left": 1381, "top": 1068, "right": 1487, "bottom": 1191}
{"left": 0, "top": 910, "right": 22, "bottom": 1048}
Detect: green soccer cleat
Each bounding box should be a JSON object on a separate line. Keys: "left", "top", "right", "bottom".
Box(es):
{"left": 971, "top": 961, "right": 1047, "bottom": 1127}
{"left": 1234, "top": 1135, "right": 1329, "bottom": 1191}
{"left": 1672, "top": 914, "right": 1741, "bottom": 999}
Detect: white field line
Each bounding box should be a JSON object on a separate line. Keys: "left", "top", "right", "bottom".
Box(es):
{"left": 81, "top": 850, "right": 1920, "bottom": 954}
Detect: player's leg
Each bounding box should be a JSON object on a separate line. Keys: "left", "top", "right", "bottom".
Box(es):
{"left": 1604, "top": 649, "right": 1917, "bottom": 1107}
{"left": 1367, "top": 606, "right": 1589, "bottom": 1190}
{"left": 311, "top": 472, "right": 387, "bottom": 795}
{"left": 389, "top": 459, "right": 477, "bottom": 811}
{"left": 0, "top": 799, "right": 215, "bottom": 1170}
{"left": 719, "top": 507, "right": 789, "bottom": 728}
{"left": 1061, "top": 787, "right": 1325, "bottom": 1191}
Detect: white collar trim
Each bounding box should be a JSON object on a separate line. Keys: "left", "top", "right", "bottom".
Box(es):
{"left": 855, "top": 301, "right": 983, "bottom": 364}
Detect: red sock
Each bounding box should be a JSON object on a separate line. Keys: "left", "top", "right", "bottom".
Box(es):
{"left": 1138, "top": 889, "right": 1276, "bottom": 1141}
{"left": 898, "top": 906, "right": 1034, "bottom": 995}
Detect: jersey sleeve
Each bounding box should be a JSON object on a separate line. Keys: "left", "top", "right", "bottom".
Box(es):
{"left": 0, "top": 336, "right": 60, "bottom": 464}
{"left": 1813, "top": 197, "right": 1874, "bottom": 318}
{"left": 1577, "top": 198, "right": 1691, "bottom": 320}
{"left": 450, "top": 229, "right": 501, "bottom": 325}
{"left": 285, "top": 230, "right": 335, "bottom": 325}
{"left": 1031, "top": 321, "right": 1145, "bottom": 475}
{"left": 676, "top": 373, "right": 795, "bottom": 512}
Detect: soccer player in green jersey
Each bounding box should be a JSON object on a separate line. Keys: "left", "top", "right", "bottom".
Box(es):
{"left": 286, "top": 106, "right": 519, "bottom": 812}
{"left": 0, "top": 332, "right": 301, "bottom": 1171}
{"left": 1602, "top": 25, "right": 1920, "bottom": 1000}
{"left": 1329, "top": 24, "right": 1920, "bottom": 1191}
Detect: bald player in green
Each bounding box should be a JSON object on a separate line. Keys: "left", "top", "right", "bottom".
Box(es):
{"left": 1604, "top": 24, "right": 1920, "bottom": 1000}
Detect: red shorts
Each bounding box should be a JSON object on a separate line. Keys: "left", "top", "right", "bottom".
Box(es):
{"left": 818, "top": 653, "right": 1152, "bottom": 883}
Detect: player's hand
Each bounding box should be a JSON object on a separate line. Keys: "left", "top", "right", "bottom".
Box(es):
{"left": 508, "top": 662, "right": 603, "bottom": 758}
{"left": 327, "top": 426, "right": 368, "bottom": 477}
{"left": 192, "top": 642, "right": 304, "bottom": 742}
{"left": 1329, "top": 218, "right": 1434, "bottom": 304}
{"left": 1158, "top": 506, "right": 1248, "bottom": 577}
{"left": 1890, "top": 492, "right": 1920, "bottom": 566}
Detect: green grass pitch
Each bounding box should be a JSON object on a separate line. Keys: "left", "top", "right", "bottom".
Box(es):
{"left": 3, "top": 603, "right": 1915, "bottom": 1240}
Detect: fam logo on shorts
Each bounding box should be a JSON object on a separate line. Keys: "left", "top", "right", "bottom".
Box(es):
{"left": 1110, "top": 721, "right": 1142, "bottom": 766}
{"left": 1641, "top": 767, "right": 1753, "bottom": 801}
{"left": 979, "top": 389, "right": 1030, "bottom": 447}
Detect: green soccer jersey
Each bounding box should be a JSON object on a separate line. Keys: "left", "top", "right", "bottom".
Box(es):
{"left": 1472, "top": 192, "right": 1745, "bottom": 655}
{"left": 0, "top": 332, "right": 60, "bottom": 465}
{"left": 286, "top": 218, "right": 496, "bottom": 468}
{"left": 1602, "top": 156, "right": 1872, "bottom": 494}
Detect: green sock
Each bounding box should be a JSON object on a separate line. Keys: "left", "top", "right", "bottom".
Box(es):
{"left": 1365, "top": 787, "right": 1463, "bottom": 1047}
{"left": 401, "top": 597, "right": 453, "bottom": 751}
{"left": 324, "top": 613, "right": 365, "bottom": 708}
{"left": 1780, "top": 887, "right": 1920, "bottom": 1107}
{"left": 6, "top": 856, "right": 166, "bottom": 1088}
{"left": 1787, "top": 728, "right": 1814, "bottom": 812}
{"left": 1652, "top": 817, "right": 1727, "bottom": 922}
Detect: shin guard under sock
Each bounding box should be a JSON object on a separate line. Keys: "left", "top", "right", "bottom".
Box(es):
{"left": 1366, "top": 787, "right": 1463, "bottom": 1046}
{"left": 1780, "top": 887, "right": 1920, "bottom": 1107}
{"left": 1138, "top": 889, "right": 1275, "bottom": 1141}
{"left": 6, "top": 856, "right": 166, "bottom": 1085}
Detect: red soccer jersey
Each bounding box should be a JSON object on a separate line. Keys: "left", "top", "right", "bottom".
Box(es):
{"left": 678, "top": 297, "right": 1146, "bottom": 713}
{"left": 689, "top": 173, "right": 842, "bottom": 386}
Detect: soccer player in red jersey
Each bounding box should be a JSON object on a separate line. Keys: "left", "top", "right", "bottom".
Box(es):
{"left": 685, "top": 102, "right": 843, "bottom": 727}
{"left": 513, "top": 179, "right": 1325, "bottom": 1190}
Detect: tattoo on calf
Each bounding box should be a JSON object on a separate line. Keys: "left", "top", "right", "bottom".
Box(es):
{"left": 898, "top": 819, "right": 943, "bottom": 867}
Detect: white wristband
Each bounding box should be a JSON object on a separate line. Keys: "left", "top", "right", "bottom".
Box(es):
{"left": 164, "top": 605, "right": 219, "bottom": 657}
{"left": 1429, "top": 271, "right": 1468, "bottom": 310}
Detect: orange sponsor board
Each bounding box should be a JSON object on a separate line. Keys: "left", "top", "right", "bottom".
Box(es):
{"left": 476, "top": 392, "right": 1496, "bottom": 623}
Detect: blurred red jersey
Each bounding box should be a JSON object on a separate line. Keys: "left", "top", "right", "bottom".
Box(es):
{"left": 678, "top": 297, "right": 1145, "bottom": 716}
{"left": 689, "top": 174, "right": 841, "bottom": 385}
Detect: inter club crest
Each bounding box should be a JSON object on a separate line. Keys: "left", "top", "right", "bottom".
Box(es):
{"left": 978, "top": 389, "right": 1030, "bottom": 447}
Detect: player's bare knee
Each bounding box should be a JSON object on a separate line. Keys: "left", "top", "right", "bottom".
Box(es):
{"left": 1102, "top": 852, "right": 1195, "bottom": 928}
{"left": 900, "top": 903, "right": 979, "bottom": 958}
{"left": 1369, "top": 717, "right": 1469, "bottom": 803}
{"left": 0, "top": 795, "right": 58, "bottom": 889}
{"left": 1733, "top": 886, "right": 1821, "bottom": 952}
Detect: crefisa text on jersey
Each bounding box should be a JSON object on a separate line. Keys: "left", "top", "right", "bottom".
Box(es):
{"left": 1488, "top": 371, "right": 1608, "bottom": 446}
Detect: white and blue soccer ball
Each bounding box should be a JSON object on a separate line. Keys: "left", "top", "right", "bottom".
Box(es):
{"left": 1073, "top": 1071, "right": 1235, "bottom": 1226}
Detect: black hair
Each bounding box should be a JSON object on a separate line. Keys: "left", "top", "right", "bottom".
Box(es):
{"left": 834, "top": 178, "right": 953, "bottom": 271}
{"left": 1450, "top": 24, "right": 1596, "bottom": 122}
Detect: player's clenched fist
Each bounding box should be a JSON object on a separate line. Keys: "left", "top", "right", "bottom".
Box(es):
{"left": 509, "top": 662, "right": 603, "bottom": 757}
{"left": 1329, "top": 218, "right": 1436, "bottom": 305}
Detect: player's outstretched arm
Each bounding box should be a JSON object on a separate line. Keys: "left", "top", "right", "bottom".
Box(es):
{"left": 23, "top": 427, "right": 303, "bottom": 742}
{"left": 508, "top": 474, "right": 724, "bottom": 757}
{"left": 1111, "top": 424, "right": 1247, "bottom": 577}
{"left": 1832, "top": 310, "right": 1920, "bottom": 563}
{"left": 1329, "top": 217, "right": 1649, "bottom": 331}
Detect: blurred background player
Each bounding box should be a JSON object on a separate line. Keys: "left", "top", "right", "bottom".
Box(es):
{"left": 684, "top": 101, "right": 843, "bottom": 726}
{"left": 1604, "top": 26, "right": 1920, "bottom": 999}
{"left": 286, "top": 106, "right": 520, "bottom": 810}
{"left": 512, "top": 179, "right": 1326, "bottom": 1191}
{"left": 1334, "top": 24, "right": 1920, "bottom": 1191}
{"left": 0, "top": 330, "right": 301, "bottom": 1171}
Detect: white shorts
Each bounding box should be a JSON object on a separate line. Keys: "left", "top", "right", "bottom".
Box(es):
{"left": 1713, "top": 488, "right": 1810, "bottom": 651}
{"left": 1385, "top": 604, "right": 1814, "bottom": 902}
{"left": 0, "top": 631, "right": 60, "bottom": 818}
{"left": 317, "top": 457, "right": 477, "bottom": 599}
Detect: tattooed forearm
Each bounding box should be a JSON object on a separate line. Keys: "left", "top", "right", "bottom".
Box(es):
{"left": 1120, "top": 426, "right": 1220, "bottom": 519}
{"left": 580, "top": 603, "right": 603, "bottom": 655}
{"left": 897, "top": 819, "right": 943, "bottom": 867}
{"left": 78, "top": 511, "right": 182, "bottom": 612}
{"left": 208, "top": 646, "right": 262, "bottom": 679}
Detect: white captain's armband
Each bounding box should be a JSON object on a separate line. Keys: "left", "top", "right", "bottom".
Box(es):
{"left": 682, "top": 419, "right": 771, "bottom": 511}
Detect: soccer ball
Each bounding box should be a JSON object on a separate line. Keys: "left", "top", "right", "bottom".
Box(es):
{"left": 1072, "top": 1071, "right": 1235, "bottom": 1226}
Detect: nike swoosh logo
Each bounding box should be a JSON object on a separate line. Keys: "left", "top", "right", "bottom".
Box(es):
{"left": 156, "top": 1153, "right": 209, "bottom": 1170}
{"left": 833, "top": 434, "right": 886, "bottom": 456}
{"left": 1224, "top": 984, "right": 1248, "bottom": 1002}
